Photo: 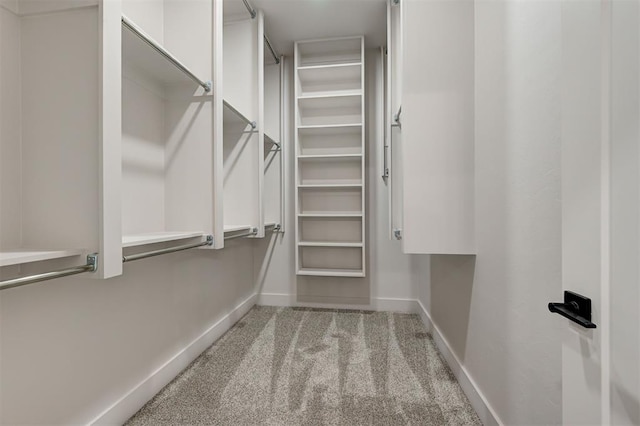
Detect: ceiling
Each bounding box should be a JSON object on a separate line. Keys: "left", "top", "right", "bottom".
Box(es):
{"left": 224, "top": 0, "right": 387, "bottom": 57}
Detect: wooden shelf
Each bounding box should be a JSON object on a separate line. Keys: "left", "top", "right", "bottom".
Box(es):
{"left": 297, "top": 268, "right": 365, "bottom": 278}
{"left": 0, "top": 249, "right": 84, "bottom": 267}
{"left": 122, "top": 232, "right": 206, "bottom": 248}
{"left": 298, "top": 241, "right": 363, "bottom": 247}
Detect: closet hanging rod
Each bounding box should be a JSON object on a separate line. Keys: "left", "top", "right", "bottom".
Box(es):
{"left": 122, "top": 16, "right": 212, "bottom": 93}
{"left": 264, "top": 34, "right": 281, "bottom": 64}
{"left": 0, "top": 254, "right": 98, "bottom": 291}
{"left": 241, "top": 0, "right": 280, "bottom": 64}
{"left": 242, "top": 0, "right": 257, "bottom": 18}
{"left": 224, "top": 228, "right": 258, "bottom": 241}
{"left": 122, "top": 235, "right": 213, "bottom": 263}
{"left": 265, "top": 223, "right": 281, "bottom": 232}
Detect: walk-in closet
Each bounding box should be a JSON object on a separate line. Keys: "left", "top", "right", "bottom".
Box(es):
{"left": 1, "top": 0, "right": 639, "bottom": 425}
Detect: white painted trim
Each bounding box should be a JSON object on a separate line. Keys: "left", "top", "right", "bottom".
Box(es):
{"left": 89, "top": 293, "right": 258, "bottom": 425}
{"left": 258, "top": 292, "right": 416, "bottom": 312}
{"left": 415, "top": 299, "right": 502, "bottom": 426}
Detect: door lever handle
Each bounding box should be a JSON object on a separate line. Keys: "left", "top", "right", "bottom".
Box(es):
{"left": 548, "top": 291, "right": 596, "bottom": 329}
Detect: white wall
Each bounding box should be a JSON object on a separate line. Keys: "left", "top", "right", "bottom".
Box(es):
{"left": 417, "top": 1, "right": 563, "bottom": 424}
{"left": 255, "top": 50, "right": 424, "bottom": 310}
{"left": 0, "top": 242, "right": 256, "bottom": 424}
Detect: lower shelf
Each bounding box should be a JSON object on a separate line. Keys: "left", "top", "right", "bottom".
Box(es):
{"left": 122, "top": 232, "right": 206, "bottom": 248}
{"left": 297, "top": 267, "right": 365, "bottom": 278}
{"left": 0, "top": 249, "right": 83, "bottom": 267}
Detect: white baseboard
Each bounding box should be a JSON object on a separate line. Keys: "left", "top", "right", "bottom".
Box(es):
{"left": 258, "top": 292, "right": 415, "bottom": 313}
{"left": 415, "top": 299, "right": 502, "bottom": 426}
{"left": 89, "top": 293, "right": 258, "bottom": 425}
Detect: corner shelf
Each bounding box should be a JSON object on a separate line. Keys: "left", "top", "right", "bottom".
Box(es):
{"left": 0, "top": 249, "right": 83, "bottom": 267}
{"left": 122, "top": 232, "right": 206, "bottom": 248}
{"left": 295, "top": 36, "right": 365, "bottom": 278}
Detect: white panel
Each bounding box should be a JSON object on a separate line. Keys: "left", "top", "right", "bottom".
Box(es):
{"left": 163, "top": 0, "right": 212, "bottom": 81}
{"left": 20, "top": 7, "right": 99, "bottom": 250}
{"left": 121, "top": 77, "right": 165, "bottom": 235}
{"left": 0, "top": 0, "right": 18, "bottom": 14}
{"left": 164, "top": 91, "right": 214, "bottom": 234}
{"left": 18, "top": 0, "right": 98, "bottom": 16}
{"left": 121, "top": 0, "right": 163, "bottom": 43}
{"left": 99, "top": 0, "right": 123, "bottom": 278}
{"left": 401, "top": 0, "right": 475, "bottom": 254}
{"left": 264, "top": 64, "right": 280, "bottom": 142}
{"left": 561, "top": 1, "right": 604, "bottom": 423}
{"left": 223, "top": 129, "right": 259, "bottom": 228}
{"left": 0, "top": 6, "right": 21, "bottom": 249}
{"left": 610, "top": 1, "right": 640, "bottom": 424}
{"left": 224, "top": 19, "right": 258, "bottom": 121}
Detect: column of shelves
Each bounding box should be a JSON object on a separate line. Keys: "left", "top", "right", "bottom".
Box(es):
{"left": 294, "top": 37, "right": 365, "bottom": 278}
{"left": 120, "top": 6, "right": 214, "bottom": 255}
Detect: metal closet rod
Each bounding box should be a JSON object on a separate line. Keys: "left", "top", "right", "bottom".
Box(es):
{"left": 0, "top": 254, "right": 98, "bottom": 291}
{"left": 121, "top": 16, "right": 212, "bottom": 93}
{"left": 224, "top": 228, "right": 258, "bottom": 241}
{"left": 241, "top": 0, "right": 281, "bottom": 64}
{"left": 123, "top": 235, "right": 214, "bottom": 263}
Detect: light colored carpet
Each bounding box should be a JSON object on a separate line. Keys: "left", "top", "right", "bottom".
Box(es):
{"left": 126, "top": 306, "right": 482, "bottom": 425}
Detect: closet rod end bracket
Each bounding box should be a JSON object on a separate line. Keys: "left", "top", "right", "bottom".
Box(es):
{"left": 206, "top": 235, "right": 214, "bottom": 245}
{"left": 87, "top": 253, "right": 99, "bottom": 273}
{"left": 204, "top": 81, "right": 213, "bottom": 93}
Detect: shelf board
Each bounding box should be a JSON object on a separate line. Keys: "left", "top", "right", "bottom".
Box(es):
{"left": 0, "top": 249, "right": 84, "bottom": 267}
{"left": 298, "top": 241, "right": 363, "bottom": 248}
{"left": 223, "top": 100, "right": 255, "bottom": 129}
{"left": 298, "top": 90, "right": 362, "bottom": 100}
{"left": 296, "top": 267, "right": 365, "bottom": 278}
{"left": 298, "top": 154, "right": 362, "bottom": 159}
{"left": 297, "top": 62, "right": 362, "bottom": 71}
{"left": 122, "top": 15, "right": 209, "bottom": 91}
{"left": 224, "top": 225, "right": 254, "bottom": 234}
{"left": 298, "top": 184, "right": 363, "bottom": 189}
{"left": 122, "top": 232, "right": 206, "bottom": 248}
{"left": 298, "top": 212, "right": 363, "bottom": 218}
{"left": 298, "top": 123, "right": 362, "bottom": 130}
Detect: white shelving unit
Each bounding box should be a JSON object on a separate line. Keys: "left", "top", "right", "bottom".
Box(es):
{"left": 294, "top": 36, "right": 365, "bottom": 278}
{"left": 119, "top": 4, "right": 214, "bottom": 253}
{"left": 215, "top": 6, "right": 262, "bottom": 246}
{"left": 0, "top": 3, "right": 98, "bottom": 275}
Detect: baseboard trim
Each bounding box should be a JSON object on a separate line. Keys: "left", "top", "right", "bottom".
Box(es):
{"left": 89, "top": 293, "right": 258, "bottom": 425}
{"left": 258, "top": 292, "right": 416, "bottom": 313}
{"left": 415, "top": 299, "right": 503, "bottom": 426}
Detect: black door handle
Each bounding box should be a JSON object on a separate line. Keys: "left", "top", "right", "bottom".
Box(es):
{"left": 548, "top": 291, "right": 596, "bottom": 329}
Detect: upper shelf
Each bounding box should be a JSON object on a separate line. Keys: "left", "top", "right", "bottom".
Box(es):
{"left": 122, "top": 232, "right": 206, "bottom": 248}
{"left": 121, "top": 15, "right": 212, "bottom": 93}
{"left": 298, "top": 38, "right": 362, "bottom": 67}
{"left": 0, "top": 249, "right": 83, "bottom": 267}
